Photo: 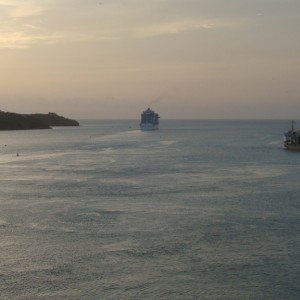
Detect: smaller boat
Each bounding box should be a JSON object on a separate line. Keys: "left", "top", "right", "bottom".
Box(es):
{"left": 284, "top": 121, "right": 300, "bottom": 151}
{"left": 140, "top": 108, "right": 159, "bottom": 130}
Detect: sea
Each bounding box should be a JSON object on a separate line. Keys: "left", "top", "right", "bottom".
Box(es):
{"left": 0, "top": 119, "right": 299, "bottom": 300}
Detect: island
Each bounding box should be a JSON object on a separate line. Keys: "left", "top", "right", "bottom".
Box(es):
{"left": 0, "top": 111, "right": 79, "bottom": 130}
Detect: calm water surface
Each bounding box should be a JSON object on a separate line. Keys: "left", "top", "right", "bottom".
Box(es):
{"left": 0, "top": 120, "right": 299, "bottom": 299}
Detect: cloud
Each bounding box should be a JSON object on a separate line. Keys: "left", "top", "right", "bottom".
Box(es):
{"left": 0, "top": 0, "right": 47, "bottom": 18}
{"left": 201, "top": 23, "right": 216, "bottom": 29}
{"left": 23, "top": 24, "right": 38, "bottom": 30}
{"left": 0, "top": 31, "right": 63, "bottom": 49}
{"left": 0, "top": 0, "right": 20, "bottom": 5}
{"left": 9, "top": 5, "right": 46, "bottom": 19}
{"left": 130, "top": 20, "right": 217, "bottom": 38}
{"left": 0, "top": 1, "right": 48, "bottom": 48}
{"left": 0, "top": 0, "right": 235, "bottom": 49}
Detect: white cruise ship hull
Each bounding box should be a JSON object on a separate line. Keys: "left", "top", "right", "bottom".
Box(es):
{"left": 140, "top": 123, "right": 159, "bottom": 130}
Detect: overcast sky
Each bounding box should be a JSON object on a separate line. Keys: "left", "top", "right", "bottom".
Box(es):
{"left": 0, "top": 0, "right": 299, "bottom": 119}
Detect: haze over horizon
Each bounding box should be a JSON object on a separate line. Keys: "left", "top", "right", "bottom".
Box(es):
{"left": 1, "top": 0, "right": 299, "bottom": 120}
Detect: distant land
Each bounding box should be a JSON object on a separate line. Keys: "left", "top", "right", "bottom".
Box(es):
{"left": 0, "top": 111, "right": 79, "bottom": 130}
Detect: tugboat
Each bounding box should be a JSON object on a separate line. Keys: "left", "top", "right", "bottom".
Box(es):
{"left": 284, "top": 121, "right": 300, "bottom": 151}
{"left": 140, "top": 108, "right": 159, "bottom": 130}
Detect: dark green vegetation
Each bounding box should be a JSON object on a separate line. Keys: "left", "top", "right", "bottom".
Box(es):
{"left": 0, "top": 111, "right": 79, "bottom": 130}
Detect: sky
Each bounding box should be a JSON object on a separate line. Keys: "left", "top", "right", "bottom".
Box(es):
{"left": 0, "top": 0, "right": 299, "bottom": 119}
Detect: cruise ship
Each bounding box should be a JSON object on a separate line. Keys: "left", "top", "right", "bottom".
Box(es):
{"left": 284, "top": 121, "right": 300, "bottom": 151}
{"left": 140, "top": 108, "right": 159, "bottom": 130}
